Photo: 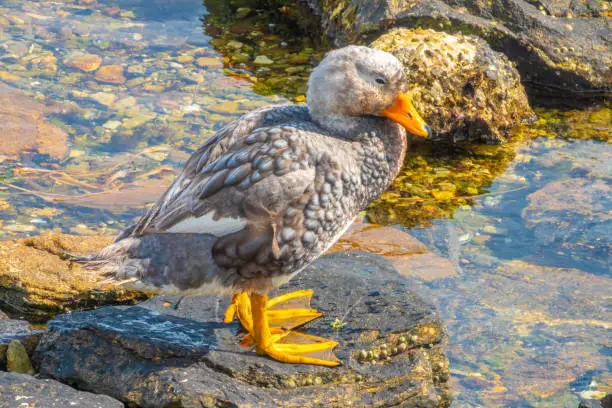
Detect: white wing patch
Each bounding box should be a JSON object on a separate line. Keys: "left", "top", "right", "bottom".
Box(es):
{"left": 166, "top": 211, "right": 247, "bottom": 236}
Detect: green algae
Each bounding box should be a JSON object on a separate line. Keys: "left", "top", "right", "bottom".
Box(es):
{"left": 204, "top": 0, "right": 330, "bottom": 100}
{"left": 366, "top": 104, "right": 610, "bottom": 227}
{"left": 366, "top": 138, "right": 520, "bottom": 227}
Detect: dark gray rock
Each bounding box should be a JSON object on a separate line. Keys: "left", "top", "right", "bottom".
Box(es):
{"left": 0, "top": 371, "right": 123, "bottom": 408}
{"left": 298, "top": 0, "right": 611, "bottom": 101}
{"left": 33, "top": 252, "right": 450, "bottom": 408}
{"left": 0, "top": 319, "right": 43, "bottom": 371}
{"left": 579, "top": 393, "right": 612, "bottom": 408}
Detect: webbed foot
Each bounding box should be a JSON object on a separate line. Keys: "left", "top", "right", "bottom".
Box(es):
{"left": 224, "top": 291, "right": 340, "bottom": 366}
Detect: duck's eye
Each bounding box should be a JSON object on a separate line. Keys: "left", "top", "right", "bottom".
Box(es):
{"left": 375, "top": 77, "right": 386, "bottom": 85}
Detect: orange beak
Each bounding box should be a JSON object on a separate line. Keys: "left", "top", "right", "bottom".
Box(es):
{"left": 379, "top": 92, "right": 430, "bottom": 138}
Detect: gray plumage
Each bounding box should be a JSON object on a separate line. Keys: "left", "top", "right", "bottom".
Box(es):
{"left": 78, "top": 46, "right": 419, "bottom": 296}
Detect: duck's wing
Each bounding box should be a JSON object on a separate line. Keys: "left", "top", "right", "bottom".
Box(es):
{"left": 129, "top": 105, "right": 323, "bottom": 247}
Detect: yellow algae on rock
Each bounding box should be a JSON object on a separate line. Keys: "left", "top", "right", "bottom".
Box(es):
{"left": 0, "top": 233, "right": 148, "bottom": 323}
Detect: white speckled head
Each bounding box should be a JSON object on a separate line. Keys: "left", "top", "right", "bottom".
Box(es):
{"left": 307, "top": 46, "right": 408, "bottom": 133}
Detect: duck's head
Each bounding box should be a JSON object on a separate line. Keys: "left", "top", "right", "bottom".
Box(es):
{"left": 307, "top": 45, "right": 430, "bottom": 138}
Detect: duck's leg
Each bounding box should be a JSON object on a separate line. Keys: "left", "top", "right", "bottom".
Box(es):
{"left": 250, "top": 293, "right": 340, "bottom": 366}
{"left": 224, "top": 290, "right": 323, "bottom": 331}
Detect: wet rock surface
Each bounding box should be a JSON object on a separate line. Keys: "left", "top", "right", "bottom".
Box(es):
{"left": 0, "top": 233, "right": 148, "bottom": 323}
{"left": 34, "top": 251, "right": 450, "bottom": 408}
{"left": 298, "top": 0, "right": 611, "bottom": 100}
{"left": 0, "top": 372, "right": 124, "bottom": 408}
{"left": 372, "top": 28, "right": 534, "bottom": 143}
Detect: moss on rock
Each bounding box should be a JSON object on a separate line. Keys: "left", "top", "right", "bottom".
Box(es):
{"left": 0, "top": 233, "right": 148, "bottom": 323}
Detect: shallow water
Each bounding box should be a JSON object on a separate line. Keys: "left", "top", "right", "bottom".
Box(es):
{"left": 0, "top": 0, "right": 610, "bottom": 406}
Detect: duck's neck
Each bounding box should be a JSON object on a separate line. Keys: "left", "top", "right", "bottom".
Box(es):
{"left": 310, "top": 110, "right": 407, "bottom": 177}
{"left": 310, "top": 111, "right": 378, "bottom": 139}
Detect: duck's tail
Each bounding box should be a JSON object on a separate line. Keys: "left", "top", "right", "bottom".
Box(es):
{"left": 71, "top": 233, "right": 224, "bottom": 294}
{"left": 70, "top": 237, "right": 138, "bottom": 279}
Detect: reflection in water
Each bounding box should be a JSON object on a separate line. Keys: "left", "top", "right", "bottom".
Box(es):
{"left": 0, "top": 0, "right": 610, "bottom": 406}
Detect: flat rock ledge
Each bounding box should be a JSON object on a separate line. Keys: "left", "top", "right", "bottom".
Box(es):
{"left": 33, "top": 252, "right": 450, "bottom": 408}
{"left": 0, "top": 372, "right": 123, "bottom": 408}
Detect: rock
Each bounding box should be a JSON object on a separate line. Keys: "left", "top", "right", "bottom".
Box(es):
{"left": 196, "top": 57, "right": 223, "bottom": 68}
{"left": 208, "top": 100, "right": 240, "bottom": 114}
{"left": 90, "top": 91, "right": 116, "bottom": 107}
{"left": 298, "top": 0, "right": 611, "bottom": 100}
{"left": 254, "top": 55, "right": 274, "bottom": 65}
{"left": 0, "top": 84, "right": 69, "bottom": 160}
{"left": 94, "top": 65, "right": 126, "bottom": 84}
{"left": 0, "top": 71, "right": 20, "bottom": 83}
{"left": 122, "top": 113, "right": 156, "bottom": 129}
{"left": 372, "top": 29, "right": 534, "bottom": 143}
{"left": 331, "top": 222, "right": 457, "bottom": 280}
{"left": 0, "top": 319, "right": 42, "bottom": 371}
{"left": 34, "top": 252, "right": 451, "bottom": 408}
{"left": 0, "top": 372, "right": 123, "bottom": 408}
{"left": 522, "top": 178, "right": 611, "bottom": 274}
{"left": 6, "top": 340, "right": 35, "bottom": 374}
{"left": 177, "top": 54, "right": 194, "bottom": 63}
{"left": 0, "top": 233, "right": 148, "bottom": 323}
{"left": 579, "top": 394, "right": 612, "bottom": 408}
{"left": 64, "top": 53, "right": 102, "bottom": 72}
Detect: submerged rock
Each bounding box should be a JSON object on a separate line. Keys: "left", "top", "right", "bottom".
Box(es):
{"left": 0, "top": 84, "right": 69, "bottom": 160}
{"left": 0, "top": 233, "right": 148, "bottom": 323}
{"left": 330, "top": 222, "right": 457, "bottom": 280}
{"left": 372, "top": 29, "right": 534, "bottom": 143}
{"left": 298, "top": 0, "right": 611, "bottom": 100}
{"left": 34, "top": 252, "right": 451, "bottom": 408}
{"left": 522, "top": 178, "right": 611, "bottom": 273}
{"left": 0, "top": 372, "right": 123, "bottom": 408}
{"left": 94, "top": 65, "right": 126, "bottom": 84}
{"left": 64, "top": 53, "right": 102, "bottom": 72}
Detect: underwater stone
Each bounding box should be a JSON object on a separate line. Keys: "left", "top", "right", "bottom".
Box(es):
{"left": 254, "top": 55, "right": 274, "bottom": 65}
{"left": 64, "top": 53, "right": 102, "bottom": 72}
{"left": 196, "top": 57, "right": 223, "bottom": 68}
{"left": 94, "top": 65, "right": 126, "bottom": 84}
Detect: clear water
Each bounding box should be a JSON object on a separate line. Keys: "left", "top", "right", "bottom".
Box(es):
{"left": 0, "top": 0, "right": 610, "bottom": 406}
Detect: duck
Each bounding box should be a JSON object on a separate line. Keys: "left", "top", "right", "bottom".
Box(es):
{"left": 79, "top": 45, "right": 430, "bottom": 367}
